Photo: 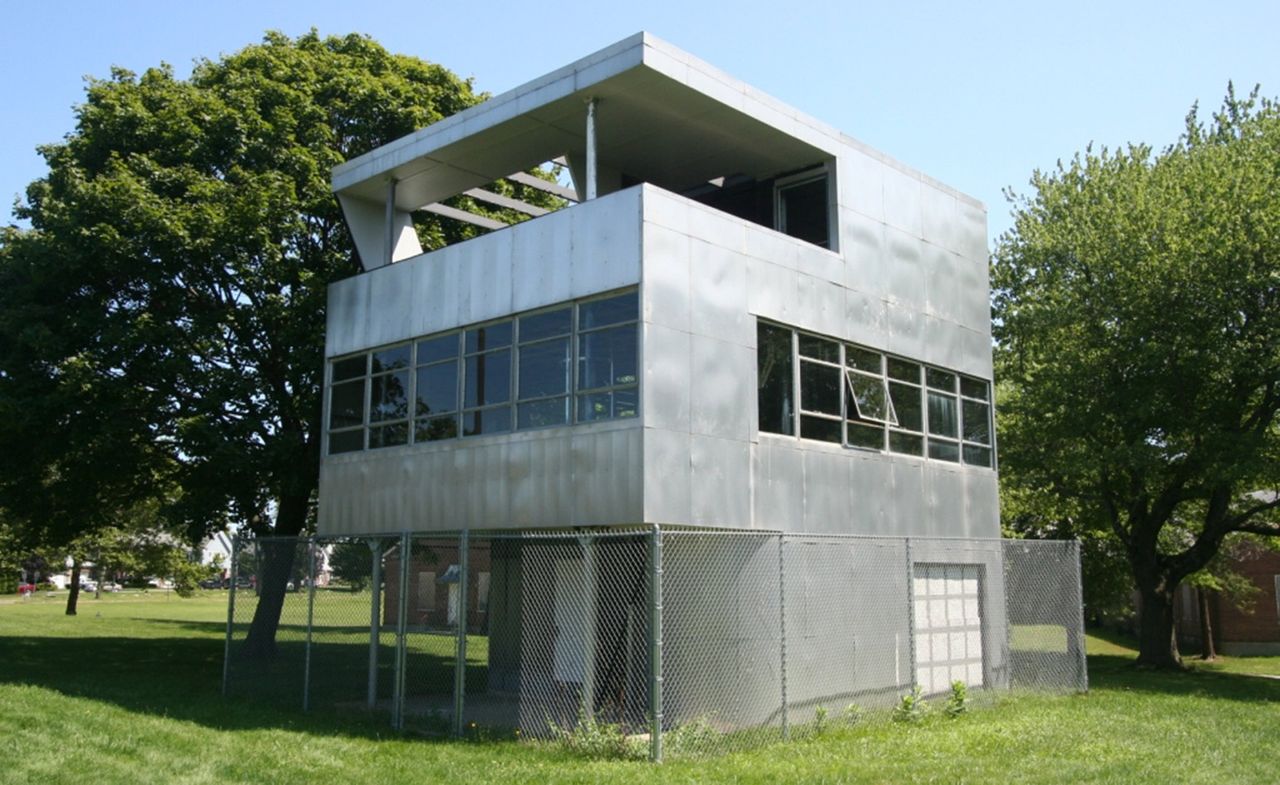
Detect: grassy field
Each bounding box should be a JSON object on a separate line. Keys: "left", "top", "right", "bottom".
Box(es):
{"left": 2, "top": 591, "right": 1279, "bottom": 784}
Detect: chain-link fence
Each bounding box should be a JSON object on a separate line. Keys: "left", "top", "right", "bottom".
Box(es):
{"left": 223, "top": 530, "right": 1085, "bottom": 759}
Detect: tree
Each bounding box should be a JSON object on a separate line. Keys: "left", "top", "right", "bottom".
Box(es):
{"left": 0, "top": 31, "right": 560, "bottom": 652}
{"left": 328, "top": 540, "right": 374, "bottom": 592}
{"left": 992, "top": 85, "right": 1280, "bottom": 668}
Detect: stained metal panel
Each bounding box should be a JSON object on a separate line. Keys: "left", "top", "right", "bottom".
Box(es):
{"left": 882, "top": 166, "right": 923, "bottom": 239}
{"left": 688, "top": 239, "right": 752, "bottom": 348}
{"left": 794, "top": 273, "right": 844, "bottom": 339}
{"left": 325, "top": 274, "right": 370, "bottom": 358}
{"left": 642, "top": 322, "right": 691, "bottom": 433}
{"left": 640, "top": 224, "right": 691, "bottom": 332}
{"left": 884, "top": 228, "right": 925, "bottom": 311}
{"left": 843, "top": 289, "right": 888, "bottom": 352}
{"left": 801, "top": 448, "right": 853, "bottom": 533}
{"left": 888, "top": 457, "right": 926, "bottom": 534}
{"left": 920, "top": 186, "right": 960, "bottom": 256}
{"left": 571, "top": 193, "right": 642, "bottom": 297}
{"left": 837, "top": 149, "right": 886, "bottom": 222}
{"left": 752, "top": 438, "right": 805, "bottom": 531}
{"left": 846, "top": 451, "right": 892, "bottom": 535}
{"left": 690, "top": 335, "right": 753, "bottom": 441}
{"left": 642, "top": 427, "right": 693, "bottom": 524}
{"left": 746, "top": 259, "right": 798, "bottom": 326}
{"left": 690, "top": 435, "right": 751, "bottom": 527}
{"left": 923, "top": 242, "right": 959, "bottom": 322}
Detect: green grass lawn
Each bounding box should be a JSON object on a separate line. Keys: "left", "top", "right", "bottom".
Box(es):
{"left": 2, "top": 592, "right": 1279, "bottom": 784}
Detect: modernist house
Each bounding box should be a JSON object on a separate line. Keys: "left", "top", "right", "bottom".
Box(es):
{"left": 313, "top": 33, "right": 1027, "bottom": 730}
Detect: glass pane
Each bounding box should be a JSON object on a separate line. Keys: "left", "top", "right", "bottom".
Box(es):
{"left": 889, "top": 380, "right": 922, "bottom": 432}
{"left": 847, "top": 371, "right": 895, "bottom": 424}
{"left": 465, "top": 321, "right": 512, "bottom": 353}
{"left": 800, "top": 415, "right": 842, "bottom": 443}
{"left": 846, "top": 421, "right": 883, "bottom": 450}
{"left": 960, "top": 376, "right": 989, "bottom": 401}
{"left": 369, "top": 422, "right": 408, "bottom": 449}
{"left": 465, "top": 349, "right": 511, "bottom": 408}
{"left": 757, "top": 322, "right": 794, "bottom": 435}
{"left": 576, "top": 390, "right": 637, "bottom": 422}
{"left": 415, "top": 414, "right": 458, "bottom": 442}
{"left": 330, "top": 380, "right": 365, "bottom": 429}
{"left": 328, "top": 429, "right": 363, "bottom": 454}
{"left": 372, "top": 344, "right": 411, "bottom": 373}
{"left": 332, "top": 356, "right": 366, "bottom": 382}
{"left": 962, "top": 400, "right": 991, "bottom": 445}
{"left": 519, "top": 308, "right": 572, "bottom": 342}
{"left": 613, "top": 388, "right": 639, "bottom": 419}
{"left": 845, "top": 346, "right": 880, "bottom": 373}
{"left": 577, "top": 324, "right": 637, "bottom": 390}
{"left": 518, "top": 398, "right": 570, "bottom": 429}
{"left": 926, "top": 368, "right": 956, "bottom": 391}
{"left": 416, "top": 334, "right": 458, "bottom": 365}
{"left": 415, "top": 361, "right": 458, "bottom": 416}
{"left": 798, "top": 333, "right": 838, "bottom": 363}
{"left": 518, "top": 338, "right": 570, "bottom": 399}
{"left": 463, "top": 407, "right": 511, "bottom": 436}
{"left": 929, "top": 438, "right": 960, "bottom": 462}
{"left": 800, "top": 359, "right": 841, "bottom": 416}
{"left": 369, "top": 370, "right": 410, "bottom": 422}
{"left": 887, "top": 357, "right": 921, "bottom": 383}
{"left": 778, "top": 176, "right": 829, "bottom": 248}
{"left": 889, "top": 431, "right": 924, "bottom": 455}
{"left": 963, "top": 444, "right": 993, "bottom": 467}
{"left": 927, "top": 391, "right": 958, "bottom": 437}
{"left": 579, "top": 292, "right": 638, "bottom": 330}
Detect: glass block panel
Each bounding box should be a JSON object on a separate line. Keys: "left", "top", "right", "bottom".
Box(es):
{"left": 416, "top": 334, "right": 458, "bottom": 365}
{"left": 372, "top": 344, "right": 411, "bottom": 372}
{"left": 519, "top": 308, "right": 572, "bottom": 342}
{"left": 369, "top": 370, "right": 410, "bottom": 422}
{"left": 415, "top": 362, "right": 458, "bottom": 416}
{"left": 465, "top": 350, "right": 512, "bottom": 408}
{"left": 330, "top": 379, "right": 364, "bottom": 429}
{"left": 518, "top": 338, "right": 570, "bottom": 399}
{"left": 328, "top": 429, "right": 363, "bottom": 454}
{"left": 332, "top": 355, "right": 366, "bottom": 382}
{"left": 465, "top": 321, "right": 513, "bottom": 353}
{"left": 518, "top": 397, "right": 570, "bottom": 429}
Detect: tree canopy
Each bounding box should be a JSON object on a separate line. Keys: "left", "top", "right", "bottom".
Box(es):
{"left": 0, "top": 31, "right": 557, "bottom": 639}
{"left": 992, "top": 85, "right": 1280, "bottom": 667}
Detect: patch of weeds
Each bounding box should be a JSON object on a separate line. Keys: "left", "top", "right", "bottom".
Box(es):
{"left": 547, "top": 708, "right": 645, "bottom": 760}
{"left": 893, "top": 684, "right": 930, "bottom": 724}
{"left": 813, "top": 705, "right": 829, "bottom": 734}
{"left": 841, "top": 703, "right": 864, "bottom": 726}
{"left": 664, "top": 716, "right": 720, "bottom": 757}
{"left": 945, "top": 680, "right": 968, "bottom": 718}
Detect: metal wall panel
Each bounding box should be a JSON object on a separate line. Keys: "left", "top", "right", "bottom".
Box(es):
{"left": 690, "top": 335, "right": 754, "bottom": 442}
{"left": 688, "top": 239, "right": 753, "bottom": 348}
{"left": 837, "top": 149, "right": 886, "bottom": 223}
{"left": 885, "top": 228, "right": 926, "bottom": 312}
{"left": 801, "top": 448, "right": 854, "bottom": 533}
{"left": 642, "top": 427, "right": 692, "bottom": 523}
{"left": 881, "top": 166, "right": 923, "bottom": 239}
{"left": 920, "top": 186, "right": 960, "bottom": 256}
{"left": 641, "top": 322, "right": 691, "bottom": 434}
{"left": 689, "top": 435, "right": 751, "bottom": 527}
{"left": 640, "top": 224, "right": 691, "bottom": 332}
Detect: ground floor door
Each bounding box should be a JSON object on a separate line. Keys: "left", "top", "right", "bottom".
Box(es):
{"left": 913, "top": 563, "right": 984, "bottom": 694}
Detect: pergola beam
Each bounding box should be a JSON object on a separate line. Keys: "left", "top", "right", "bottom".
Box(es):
{"left": 419, "top": 203, "right": 508, "bottom": 231}
{"left": 463, "top": 188, "right": 550, "bottom": 217}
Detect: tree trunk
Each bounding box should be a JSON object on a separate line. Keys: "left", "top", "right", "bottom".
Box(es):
{"left": 1197, "top": 588, "right": 1217, "bottom": 661}
{"left": 240, "top": 491, "right": 310, "bottom": 660}
{"left": 1135, "top": 582, "right": 1182, "bottom": 668}
{"left": 65, "top": 558, "right": 81, "bottom": 616}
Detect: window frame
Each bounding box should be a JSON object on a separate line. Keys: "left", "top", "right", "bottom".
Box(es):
{"left": 774, "top": 166, "right": 833, "bottom": 250}
{"left": 574, "top": 290, "right": 640, "bottom": 424}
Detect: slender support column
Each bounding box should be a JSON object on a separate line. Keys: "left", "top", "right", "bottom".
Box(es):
{"left": 384, "top": 178, "right": 397, "bottom": 267}
{"left": 1073, "top": 540, "right": 1089, "bottom": 692}
{"left": 648, "top": 525, "right": 663, "bottom": 763}
{"left": 303, "top": 539, "right": 316, "bottom": 711}
{"left": 778, "top": 533, "right": 789, "bottom": 740}
{"left": 453, "top": 529, "right": 470, "bottom": 736}
{"left": 579, "top": 535, "right": 598, "bottom": 721}
{"left": 367, "top": 539, "right": 383, "bottom": 710}
{"left": 584, "top": 98, "right": 598, "bottom": 201}
{"left": 393, "top": 532, "right": 411, "bottom": 729}
{"left": 221, "top": 537, "right": 239, "bottom": 697}
{"left": 905, "top": 538, "right": 917, "bottom": 691}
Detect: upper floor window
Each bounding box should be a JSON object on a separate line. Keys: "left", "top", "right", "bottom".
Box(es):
{"left": 775, "top": 169, "right": 830, "bottom": 249}
{"left": 757, "top": 320, "right": 994, "bottom": 469}
{"left": 327, "top": 291, "right": 638, "bottom": 455}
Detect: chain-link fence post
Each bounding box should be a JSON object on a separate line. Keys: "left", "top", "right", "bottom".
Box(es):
{"left": 1002, "top": 541, "right": 1013, "bottom": 691}
{"left": 303, "top": 538, "right": 316, "bottom": 711}
{"left": 778, "top": 532, "right": 789, "bottom": 740}
{"left": 904, "top": 537, "right": 916, "bottom": 692}
{"left": 453, "top": 529, "right": 469, "bottom": 737}
{"left": 222, "top": 535, "right": 239, "bottom": 697}
{"left": 649, "top": 524, "right": 663, "bottom": 763}
{"left": 1073, "top": 540, "right": 1089, "bottom": 691}
{"left": 580, "top": 534, "right": 598, "bottom": 722}
{"left": 367, "top": 537, "right": 383, "bottom": 710}
{"left": 394, "top": 531, "right": 410, "bottom": 730}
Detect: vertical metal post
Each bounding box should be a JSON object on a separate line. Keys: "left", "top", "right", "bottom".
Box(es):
{"left": 648, "top": 524, "right": 663, "bottom": 763}
{"left": 905, "top": 537, "right": 917, "bottom": 691}
{"left": 584, "top": 98, "right": 598, "bottom": 200}
{"left": 1073, "top": 540, "right": 1089, "bottom": 692}
{"left": 368, "top": 538, "right": 383, "bottom": 710}
{"left": 778, "top": 533, "right": 789, "bottom": 740}
{"left": 393, "top": 532, "right": 411, "bottom": 729}
{"left": 453, "top": 529, "right": 470, "bottom": 736}
{"left": 1001, "top": 541, "right": 1013, "bottom": 690}
{"left": 221, "top": 536, "right": 239, "bottom": 697}
{"left": 580, "top": 535, "right": 598, "bottom": 721}
{"left": 384, "top": 178, "right": 397, "bottom": 267}
{"left": 303, "top": 539, "right": 316, "bottom": 711}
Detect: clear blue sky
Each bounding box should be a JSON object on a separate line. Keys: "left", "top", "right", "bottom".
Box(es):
{"left": 3, "top": 0, "right": 1277, "bottom": 245}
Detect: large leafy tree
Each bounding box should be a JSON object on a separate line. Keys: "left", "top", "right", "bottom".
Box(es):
{"left": 992, "top": 86, "right": 1280, "bottom": 668}
{"left": 0, "top": 31, "right": 553, "bottom": 652}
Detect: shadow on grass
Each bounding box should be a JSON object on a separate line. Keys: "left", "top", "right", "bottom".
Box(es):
{"left": 0, "top": 631, "right": 494, "bottom": 741}
{"left": 1086, "top": 649, "right": 1280, "bottom": 704}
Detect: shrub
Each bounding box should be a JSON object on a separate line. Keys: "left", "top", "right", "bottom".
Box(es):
{"left": 547, "top": 708, "right": 645, "bottom": 760}
{"left": 945, "top": 680, "right": 969, "bottom": 718}
{"left": 893, "top": 685, "right": 930, "bottom": 724}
